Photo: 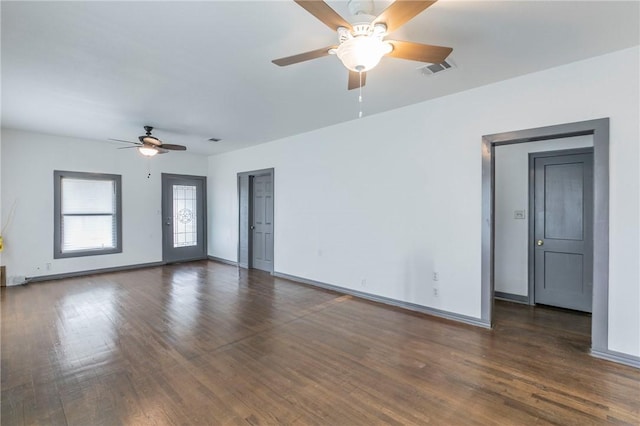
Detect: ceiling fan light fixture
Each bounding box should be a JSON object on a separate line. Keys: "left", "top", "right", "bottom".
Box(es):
{"left": 138, "top": 146, "right": 159, "bottom": 157}
{"left": 336, "top": 35, "right": 392, "bottom": 72}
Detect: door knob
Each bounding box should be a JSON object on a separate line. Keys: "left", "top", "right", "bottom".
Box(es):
{"left": 537, "top": 239, "right": 544, "bottom": 246}
{"left": 250, "top": 225, "right": 255, "bottom": 230}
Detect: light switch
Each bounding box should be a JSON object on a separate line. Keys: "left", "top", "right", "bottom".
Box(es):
{"left": 514, "top": 210, "right": 526, "bottom": 219}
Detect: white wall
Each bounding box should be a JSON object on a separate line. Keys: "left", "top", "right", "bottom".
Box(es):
{"left": 1, "top": 128, "right": 208, "bottom": 284}
{"left": 494, "top": 135, "right": 593, "bottom": 297}
{"left": 0, "top": 135, "right": 2, "bottom": 268}
{"left": 208, "top": 47, "right": 639, "bottom": 357}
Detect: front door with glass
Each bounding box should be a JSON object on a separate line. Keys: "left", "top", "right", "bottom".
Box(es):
{"left": 161, "top": 174, "right": 207, "bottom": 263}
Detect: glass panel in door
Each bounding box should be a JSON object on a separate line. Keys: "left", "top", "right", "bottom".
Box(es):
{"left": 172, "top": 185, "right": 198, "bottom": 248}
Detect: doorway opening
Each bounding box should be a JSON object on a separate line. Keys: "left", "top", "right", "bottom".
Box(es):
{"left": 161, "top": 174, "right": 207, "bottom": 263}
{"left": 237, "top": 168, "right": 274, "bottom": 273}
{"left": 481, "top": 118, "right": 609, "bottom": 355}
{"left": 494, "top": 140, "right": 594, "bottom": 313}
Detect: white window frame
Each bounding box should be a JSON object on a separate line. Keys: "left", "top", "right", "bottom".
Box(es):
{"left": 53, "top": 170, "right": 122, "bottom": 258}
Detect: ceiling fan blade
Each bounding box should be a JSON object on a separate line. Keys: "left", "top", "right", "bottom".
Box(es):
{"left": 387, "top": 40, "right": 452, "bottom": 64}
{"left": 160, "top": 144, "right": 187, "bottom": 151}
{"left": 294, "top": 0, "right": 352, "bottom": 31}
{"left": 373, "top": 1, "right": 438, "bottom": 33}
{"left": 272, "top": 46, "right": 336, "bottom": 66}
{"left": 348, "top": 71, "right": 367, "bottom": 90}
{"left": 109, "top": 138, "right": 140, "bottom": 145}
{"left": 156, "top": 148, "right": 169, "bottom": 154}
{"left": 117, "top": 146, "right": 138, "bottom": 150}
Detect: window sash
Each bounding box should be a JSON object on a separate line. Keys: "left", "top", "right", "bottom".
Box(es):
{"left": 61, "top": 214, "right": 117, "bottom": 253}
{"left": 61, "top": 178, "right": 116, "bottom": 215}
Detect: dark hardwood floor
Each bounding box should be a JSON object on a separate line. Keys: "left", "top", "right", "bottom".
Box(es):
{"left": 2, "top": 261, "right": 638, "bottom": 425}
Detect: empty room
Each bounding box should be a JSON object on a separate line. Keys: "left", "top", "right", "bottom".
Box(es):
{"left": 1, "top": 1, "right": 639, "bottom": 424}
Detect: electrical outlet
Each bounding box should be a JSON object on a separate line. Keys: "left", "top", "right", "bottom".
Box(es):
{"left": 433, "top": 272, "right": 439, "bottom": 281}
{"left": 46, "top": 263, "right": 51, "bottom": 271}
{"left": 433, "top": 288, "right": 439, "bottom": 297}
{"left": 361, "top": 278, "right": 367, "bottom": 288}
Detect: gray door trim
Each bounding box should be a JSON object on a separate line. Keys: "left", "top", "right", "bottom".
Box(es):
{"left": 527, "top": 147, "right": 594, "bottom": 307}
{"left": 161, "top": 173, "right": 208, "bottom": 263}
{"left": 237, "top": 173, "right": 252, "bottom": 269}
{"left": 482, "top": 118, "right": 609, "bottom": 353}
{"left": 237, "top": 168, "right": 275, "bottom": 272}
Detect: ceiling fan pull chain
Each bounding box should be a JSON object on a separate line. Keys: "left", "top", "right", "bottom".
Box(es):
{"left": 358, "top": 70, "right": 363, "bottom": 118}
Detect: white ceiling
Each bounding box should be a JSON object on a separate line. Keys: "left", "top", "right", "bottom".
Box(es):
{"left": 2, "top": 1, "right": 638, "bottom": 156}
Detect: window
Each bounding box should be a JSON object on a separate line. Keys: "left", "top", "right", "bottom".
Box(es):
{"left": 54, "top": 171, "right": 122, "bottom": 258}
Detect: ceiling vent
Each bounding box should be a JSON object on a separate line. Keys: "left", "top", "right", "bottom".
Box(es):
{"left": 418, "top": 59, "right": 456, "bottom": 76}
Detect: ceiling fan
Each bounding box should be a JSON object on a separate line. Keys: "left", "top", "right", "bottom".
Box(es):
{"left": 273, "top": 0, "right": 453, "bottom": 90}
{"left": 110, "top": 126, "right": 187, "bottom": 157}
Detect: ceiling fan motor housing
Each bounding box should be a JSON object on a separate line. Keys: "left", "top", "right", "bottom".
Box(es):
{"left": 140, "top": 136, "right": 162, "bottom": 146}
{"left": 139, "top": 126, "right": 162, "bottom": 145}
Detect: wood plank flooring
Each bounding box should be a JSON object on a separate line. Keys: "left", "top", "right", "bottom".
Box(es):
{"left": 2, "top": 261, "right": 639, "bottom": 425}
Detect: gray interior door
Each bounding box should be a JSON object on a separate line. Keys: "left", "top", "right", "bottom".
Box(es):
{"left": 238, "top": 169, "right": 274, "bottom": 272}
{"left": 533, "top": 151, "right": 593, "bottom": 312}
{"left": 162, "top": 174, "right": 207, "bottom": 263}
{"left": 237, "top": 174, "right": 251, "bottom": 269}
{"left": 251, "top": 172, "right": 274, "bottom": 272}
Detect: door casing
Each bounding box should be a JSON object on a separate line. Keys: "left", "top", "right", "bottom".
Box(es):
{"left": 482, "top": 118, "right": 609, "bottom": 354}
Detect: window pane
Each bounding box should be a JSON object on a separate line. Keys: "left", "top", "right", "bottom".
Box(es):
{"left": 173, "top": 185, "right": 197, "bottom": 248}
{"left": 62, "top": 178, "right": 114, "bottom": 214}
{"left": 62, "top": 215, "right": 115, "bottom": 252}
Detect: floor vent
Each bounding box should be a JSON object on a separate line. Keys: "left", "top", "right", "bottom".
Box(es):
{"left": 419, "top": 59, "right": 456, "bottom": 76}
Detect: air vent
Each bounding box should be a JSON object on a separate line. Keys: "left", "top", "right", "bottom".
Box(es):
{"left": 418, "top": 59, "right": 456, "bottom": 76}
{"left": 208, "top": 137, "right": 221, "bottom": 142}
